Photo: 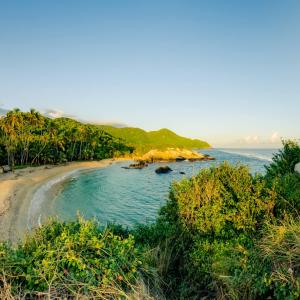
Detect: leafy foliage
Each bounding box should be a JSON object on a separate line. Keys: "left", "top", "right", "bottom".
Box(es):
{"left": 148, "top": 163, "right": 277, "bottom": 298}
{"left": 133, "top": 142, "right": 300, "bottom": 299}
{"left": 265, "top": 140, "right": 300, "bottom": 217}
{"left": 0, "top": 217, "right": 145, "bottom": 298}
{"left": 266, "top": 140, "right": 300, "bottom": 178}
{"left": 168, "top": 163, "right": 275, "bottom": 237}
{"left": 0, "top": 109, "right": 133, "bottom": 169}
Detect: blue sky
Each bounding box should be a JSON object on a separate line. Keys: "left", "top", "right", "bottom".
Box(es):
{"left": 0, "top": 0, "right": 299, "bottom": 147}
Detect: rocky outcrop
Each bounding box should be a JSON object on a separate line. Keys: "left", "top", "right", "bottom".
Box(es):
{"left": 122, "top": 161, "right": 148, "bottom": 169}
{"left": 155, "top": 166, "right": 172, "bottom": 174}
{"left": 176, "top": 156, "right": 186, "bottom": 162}
{"left": 136, "top": 148, "right": 214, "bottom": 163}
{"left": 1, "top": 165, "right": 11, "bottom": 173}
{"left": 189, "top": 156, "right": 215, "bottom": 162}
{"left": 295, "top": 163, "right": 300, "bottom": 174}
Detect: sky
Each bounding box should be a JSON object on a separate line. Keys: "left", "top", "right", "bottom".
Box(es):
{"left": 0, "top": 0, "right": 299, "bottom": 148}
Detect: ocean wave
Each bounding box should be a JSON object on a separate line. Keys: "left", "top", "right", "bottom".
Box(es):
{"left": 27, "top": 169, "right": 81, "bottom": 230}
{"left": 218, "top": 149, "right": 274, "bottom": 162}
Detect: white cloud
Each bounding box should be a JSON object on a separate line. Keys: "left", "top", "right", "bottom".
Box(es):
{"left": 243, "top": 135, "right": 260, "bottom": 144}
{"left": 270, "top": 131, "right": 281, "bottom": 144}
{"left": 226, "top": 131, "right": 283, "bottom": 148}
{"left": 43, "top": 109, "right": 76, "bottom": 119}
{"left": 43, "top": 109, "right": 127, "bottom": 127}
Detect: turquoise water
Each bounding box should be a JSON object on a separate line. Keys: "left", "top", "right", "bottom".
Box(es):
{"left": 34, "top": 148, "right": 278, "bottom": 228}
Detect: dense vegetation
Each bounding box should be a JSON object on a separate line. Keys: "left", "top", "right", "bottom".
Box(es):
{"left": 0, "top": 109, "right": 133, "bottom": 170}
{"left": 131, "top": 140, "right": 300, "bottom": 299}
{"left": 0, "top": 217, "right": 151, "bottom": 299}
{"left": 98, "top": 125, "right": 210, "bottom": 154}
{"left": 0, "top": 136, "right": 299, "bottom": 298}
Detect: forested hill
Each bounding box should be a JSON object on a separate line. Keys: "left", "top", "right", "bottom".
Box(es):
{"left": 97, "top": 125, "right": 210, "bottom": 153}
{"left": 0, "top": 109, "right": 133, "bottom": 169}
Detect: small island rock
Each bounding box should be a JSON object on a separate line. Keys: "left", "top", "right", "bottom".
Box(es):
{"left": 176, "top": 156, "right": 186, "bottom": 162}
{"left": 122, "top": 160, "right": 148, "bottom": 169}
{"left": 155, "top": 166, "right": 173, "bottom": 174}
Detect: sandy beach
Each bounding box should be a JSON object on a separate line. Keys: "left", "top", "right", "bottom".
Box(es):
{"left": 0, "top": 159, "right": 120, "bottom": 243}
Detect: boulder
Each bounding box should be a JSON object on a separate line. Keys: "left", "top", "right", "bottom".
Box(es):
{"left": 1, "top": 165, "right": 11, "bottom": 173}
{"left": 205, "top": 157, "right": 216, "bottom": 161}
{"left": 122, "top": 161, "right": 148, "bottom": 169}
{"left": 155, "top": 166, "right": 172, "bottom": 174}
{"left": 176, "top": 156, "right": 186, "bottom": 162}
{"left": 179, "top": 171, "right": 186, "bottom": 175}
{"left": 188, "top": 157, "right": 203, "bottom": 162}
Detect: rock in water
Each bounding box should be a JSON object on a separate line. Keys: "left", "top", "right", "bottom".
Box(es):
{"left": 176, "top": 156, "right": 186, "bottom": 162}
{"left": 122, "top": 160, "right": 148, "bottom": 169}
{"left": 179, "top": 171, "right": 186, "bottom": 174}
{"left": 155, "top": 166, "right": 172, "bottom": 174}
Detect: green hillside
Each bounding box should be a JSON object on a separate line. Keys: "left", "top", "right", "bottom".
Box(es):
{"left": 97, "top": 125, "right": 210, "bottom": 153}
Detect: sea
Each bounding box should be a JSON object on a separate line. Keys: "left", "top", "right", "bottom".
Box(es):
{"left": 28, "top": 148, "right": 278, "bottom": 229}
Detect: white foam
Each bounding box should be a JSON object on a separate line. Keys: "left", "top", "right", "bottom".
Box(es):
{"left": 218, "top": 149, "right": 274, "bottom": 162}
{"left": 27, "top": 169, "right": 81, "bottom": 229}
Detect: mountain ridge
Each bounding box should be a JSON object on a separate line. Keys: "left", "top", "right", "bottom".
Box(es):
{"left": 97, "top": 125, "right": 211, "bottom": 153}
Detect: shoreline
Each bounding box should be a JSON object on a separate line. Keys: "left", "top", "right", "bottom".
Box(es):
{"left": 0, "top": 159, "right": 124, "bottom": 243}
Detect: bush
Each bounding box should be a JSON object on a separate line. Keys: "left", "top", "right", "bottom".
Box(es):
{"left": 166, "top": 162, "right": 276, "bottom": 238}
{"left": 143, "top": 163, "right": 277, "bottom": 298}
{"left": 0, "top": 217, "right": 145, "bottom": 299}
{"left": 266, "top": 140, "right": 300, "bottom": 179}
{"left": 259, "top": 218, "right": 300, "bottom": 299}
{"left": 265, "top": 140, "right": 300, "bottom": 216}
{"left": 220, "top": 218, "right": 300, "bottom": 300}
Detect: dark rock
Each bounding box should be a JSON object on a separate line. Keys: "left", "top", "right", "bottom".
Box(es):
{"left": 1, "top": 165, "right": 11, "bottom": 173}
{"left": 155, "top": 166, "right": 172, "bottom": 174}
{"left": 123, "top": 160, "right": 148, "bottom": 169}
{"left": 188, "top": 158, "right": 203, "bottom": 162}
{"left": 179, "top": 171, "right": 186, "bottom": 175}
{"left": 206, "top": 157, "right": 216, "bottom": 161}
{"left": 175, "top": 156, "right": 186, "bottom": 162}
{"left": 189, "top": 156, "right": 215, "bottom": 162}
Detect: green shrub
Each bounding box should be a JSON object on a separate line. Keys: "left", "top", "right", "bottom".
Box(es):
{"left": 0, "top": 217, "right": 145, "bottom": 299}
{"left": 220, "top": 218, "right": 300, "bottom": 300}
{"left": 166, "top": 162, "right": 276, "bottom": 238}
{"left": 265, "top": 140, "right": 300, "bottom": 217}
{"left": 260, "top": 218, "right": 300, "bottom": 299}
{"left": 144, "top": 163, "right": 277, "bottom": 298}
{"left": 150, "top": 160, "right": 299, "bottom": 299}
{"left": 265, "top": 140, "right": 300, "bottom": 179}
